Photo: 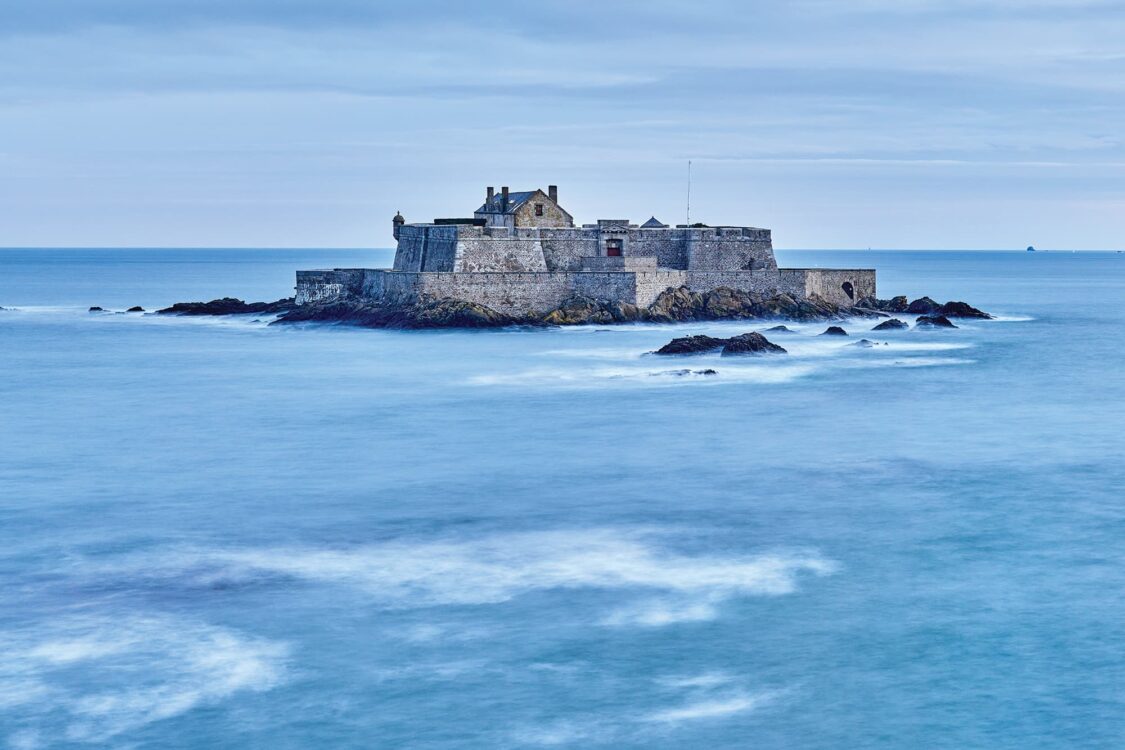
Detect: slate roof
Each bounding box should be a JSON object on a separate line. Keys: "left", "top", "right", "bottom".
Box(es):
{"left": 475, "top": 190, "right": 539, "bottom": 214}
{"left": 641, "top": 216, "right": 667, "bottom": 228}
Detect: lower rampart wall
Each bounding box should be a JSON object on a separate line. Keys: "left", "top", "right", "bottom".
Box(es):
{"left": 295, "top": 267, "right": 876, "bottom": 315}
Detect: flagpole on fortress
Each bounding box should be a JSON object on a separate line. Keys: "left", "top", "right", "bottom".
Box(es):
{"left": 686, "top": 160, "right": 692, "bottom": 226}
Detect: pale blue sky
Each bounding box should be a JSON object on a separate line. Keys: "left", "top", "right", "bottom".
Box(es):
{"left": 1, "top": 0, "right": 1123, "bottom": 248}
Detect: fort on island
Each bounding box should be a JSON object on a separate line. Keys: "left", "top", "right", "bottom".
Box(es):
{"left": 295, "top": 185, "right": 876, "bottom": 315}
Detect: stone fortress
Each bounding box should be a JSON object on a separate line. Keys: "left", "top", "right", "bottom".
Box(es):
{"left": 295, "top": 185, "right": 876, "bottom": 315}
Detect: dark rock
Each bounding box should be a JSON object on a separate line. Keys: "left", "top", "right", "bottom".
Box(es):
{"left": 540, "top": 295, "right": 642, "bottom": 325}
{"left": 406, "top": 299, "right": 517, "bottom": 328}
{"left": 157, "top": 297, "right": 297, "bottom": 316}
{"left": 820, "top": 326, "right": 848, "bottom": 336}
{"left": 701, "top": 286, "right": 757, "bottom": 319}
{"left": 697, "top": 369, "right": 718, "bottom": 375}
{"left": 647, "top": 286, "right": 844, "bottom": 323}
{"left": 272, "top": 298, "right": 517, "bottom": 329}
{"left": 88, "top": 306, "right": 104, "bottom": 312}
{"left": 889, "top": 295, "right": 910, "bottom": 312}
{"left": 720, "top": 332, "right": 787, "bottom": 356}
{"left": 938, "top": 300, "right": 992, "bottom": 319}
{"left": 849, "top": 307, "right": 889, "bottom": 318}
{"left": 857, "top": 295, "right": 909, "bottom": 313}
{"left": 647, "top": 287, "right": 706, "bottom": 322}
{"left": 654, "top": 335, "right": 728, "bottom": 355}
{"left": 906, "top": 296, "right": 941, "bottom": 314}
{"left": 851, "top": 339, "right": 876, "bottom": 348}
{"left": 763, "top": 325, "right": 793, "bottom": 333}
{"left": 126, "top": 306, "right": 145, "bottom": 312}
{"left": 872, "top": 318, "right": 909, "bottom": 331}
{"left": 915, "top": 315, "right": 958, "bottom": 329}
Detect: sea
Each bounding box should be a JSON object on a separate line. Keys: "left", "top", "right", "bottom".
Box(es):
{"left": 1, "top": 248, "right": 1124, "bottom": 749}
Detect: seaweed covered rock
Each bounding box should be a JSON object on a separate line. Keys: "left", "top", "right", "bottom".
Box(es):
{"left": 872, "top": 318, "right": 909, "bottom": 331}
{"left": 653, "top": 335, "right": 728, "bottom": 355}
{"left": 915, "top": 315, "right": 957, "bottom": 329}
{"left": 158, "top": 297, "right": 296, "bottom": 316}
{"left": 720, "top": 332, "right": 787, "bottom": 356}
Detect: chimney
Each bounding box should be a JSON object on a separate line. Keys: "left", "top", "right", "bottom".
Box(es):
{"left": 548, "top": 185, "right": 558, "bottom": 204}
{"left": 486, "top": 186, "right": 494, "bottom": 206}
{"left": 501, "top": 186, "right": 509, "bottom": 212}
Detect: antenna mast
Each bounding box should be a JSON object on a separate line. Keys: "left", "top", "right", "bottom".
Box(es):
{"left": 686, "top": 160, "right": 692, "bottom": 225}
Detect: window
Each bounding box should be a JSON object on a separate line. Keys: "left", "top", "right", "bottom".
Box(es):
{"left": 534, "top": 203, "right": 544, "bottom": 216}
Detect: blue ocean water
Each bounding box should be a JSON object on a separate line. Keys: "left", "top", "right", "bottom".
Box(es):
{"left": 1, "top": 248, "right": 1124, "bottom": 749}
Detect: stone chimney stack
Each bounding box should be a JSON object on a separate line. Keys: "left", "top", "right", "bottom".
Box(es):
{"left": 486, "top": 186, "right": 494, "bottom": 205}
{"left": 548, "top": 185, "right": 558, "bottom": 204}
{"left": 501, "top": 186, "right": 509, "bottom": 212}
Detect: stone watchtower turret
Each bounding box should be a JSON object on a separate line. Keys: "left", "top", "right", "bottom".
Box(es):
{"left": 392, "top": 211, "right": 405, "bottom": 240}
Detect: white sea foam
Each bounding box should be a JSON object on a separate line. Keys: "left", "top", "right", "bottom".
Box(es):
{"left": 602, "top": 595, "right": 721, "bottom": 627}
{"left": 203, "top": 530, "right": 835, "bottom": 615}
{"left": 656, "top": 672, "right": 738, "bottom": 689}
{"left": 643, "top": 692, "right": 773, "bottom": 723}
{"left": 0, "top": 616, "right": 288, "bottom": 745}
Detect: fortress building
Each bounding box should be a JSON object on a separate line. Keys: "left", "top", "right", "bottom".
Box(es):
{"left": 296, "top": 185, "right": 876, "bottom": 314}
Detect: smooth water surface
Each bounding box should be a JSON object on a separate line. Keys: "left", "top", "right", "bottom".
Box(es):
{"left": 1, "top": 249, "right": 1124, "bottom": 749}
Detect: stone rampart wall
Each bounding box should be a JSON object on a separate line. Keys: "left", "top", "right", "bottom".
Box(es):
{"left": 779, "top": 269, "right": 877, "bottom": 306}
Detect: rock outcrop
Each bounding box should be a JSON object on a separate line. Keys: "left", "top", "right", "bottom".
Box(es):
{"left": 906, "top": 296, "right": 942, "bottom": 314}
{"left": 126, "top": 306, "right": 145, "bottom": 312}
{"left": 872, "top": 318, "right": 909, "bottom": 331}
{"left": 88, "top": 306, "right": 104, "bottom": 312}
{"left": 654, "top": 332, "right": 786, "bottom": 356}
{"left": 540, "top": 295, "right": 643, "bottom": 325}
{"left": 938, "top": 301, "right": 992, "bottom": 319}
{"left": 157, "top": 297, "right": 297, "bottom": 316}
{"left": 915, "top": 315, "right": 958, "bottom": 329}
{"left": 820, "top": 326, "right": 848, "bottom": 336}
{"left": 720, "top": 332, "right": 788, "bottom": 356}
{"left": 654, "top": 335, "right": 729, "bottom": 355}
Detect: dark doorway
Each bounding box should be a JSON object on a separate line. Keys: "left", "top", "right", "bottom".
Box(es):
{"left": 606, "top": 239, "right": 623, "bottom": 257}
{"left": 841, "top": 281, "right": 855, "bottom": 300}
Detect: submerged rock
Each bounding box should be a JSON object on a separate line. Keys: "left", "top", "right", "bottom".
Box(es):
{"left": 720, "top": 332, "right": 787, "bottom": 356}
{"left": 820, "top": 326, "right": 848, "bottom": 336}
{"left": 88, "top": 306, "right": 104, "bottom": 312}
{"left": 915, "top": 315, "right": 958, "bottom": 329}
{"left": 906, "top": 296, "right": 942, "bottom": 314}
{"left": 763, "top": 325, "right": 794, "bottom": 333}
{"left": 938, "top": 300, "right": 992, "bottom": 319}
{"left": 651, "top": 368, "right": 719, "bottom": 377}
{"left": 158, "top": 297, "right": 297, "bottom": 316}
{"left": 126, "top": 306, "right": 145, "bottom": 312}
{"left": 851, "top": 339, "right": 876, "bottom": 348}
{"left": 872, "top": 318, "right": 909, "bottom": 331}
{"left": 653, "top": 335, "right": 728, "bottom": 355}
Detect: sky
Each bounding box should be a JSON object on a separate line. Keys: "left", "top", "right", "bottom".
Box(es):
{"left": 1, "top": 0, "right": 1123, "bottom": 249}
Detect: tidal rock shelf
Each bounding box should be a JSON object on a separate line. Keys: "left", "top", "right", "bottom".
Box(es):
{"left": 151, "top": 288, "right": 992, "bottom": 331}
